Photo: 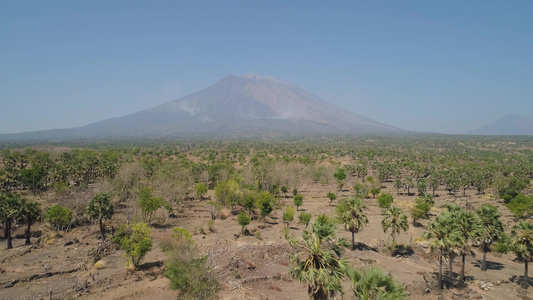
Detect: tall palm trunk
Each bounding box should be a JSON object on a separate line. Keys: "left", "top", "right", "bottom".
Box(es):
{"left": 6, "top": 220, "right": 13, "bottom": 249}
{"left": 523, "top": 260, "right": 529, "bottom": 289}
{"left": 460, "top": 254, "right": 466, "bottom": 282}
{"left": 351, "top": 231, "right": 355, "bottom": 250}
{"left": 482, "top": 247, "right": 487, "bottom": 271}
{"left": 99, "top": 219, "right": 106, "bottom": 241}
{"left": 448, "top": 254, "right": 454, "bottom": 280}
{"left": 438, "top": 251, "right": 443, "bottom": 290}
{"left": 25, "top": 222, "right": 32, "bottom": 245}
{"left": 3, "top": 220, "right": 8, "bottom": 239}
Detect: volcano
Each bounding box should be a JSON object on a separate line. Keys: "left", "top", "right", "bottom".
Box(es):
{"left": 1, "top": 74, "right": 402, "bottom": 141}
{"left": 467, "top": 114, "right": 533, "bottom": 136}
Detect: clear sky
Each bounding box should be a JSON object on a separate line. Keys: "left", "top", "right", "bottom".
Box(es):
{"left": 1, "top": 1, "right": 532, "bottom": 134}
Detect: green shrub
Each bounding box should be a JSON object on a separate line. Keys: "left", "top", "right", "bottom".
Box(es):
{"left": 283, "top": 206, "right": 294, "bottom": 227}
{"left": 293, "top": 194, "right": 303, "bottom": 210}
{"left": 207, "top": 219, "right": 215, "bottom": 232}
{"left": 298, "top": 212, "right": 312, "bottom": 228}
{"left": 166, "top": 256, "right": 219, "bottom": 300}
{"left": 498, "top": 177, "right": 530, "bottom": 203}
{"left": 377, "top": 193, "right": 394, "bottom": 209}
{"left": 370, "top": 187, "right": 381, "bottom": 198}
{"left": 120, "top": 222, "right": 153, "bottom": 268}
{"left": 46, "top": 204, "right": 72, "bottom": 230}
{"left": 164, "top": 227, "right": 219, "bottom": 300}
{"left": 237, "top": 212, "right": 251, "bottom": 234}
{"left": 493, "top": 232, "right": 510, "bottom": 254}
{"left": 506, "top": 194, "right": 533, "bottom": 218}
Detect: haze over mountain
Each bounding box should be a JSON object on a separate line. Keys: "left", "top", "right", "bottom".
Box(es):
{"left": 0, "top": 74, "right": 402, "bottom": 141}
{"left": 467, "top": 114, "right": 533, "bottom": 136}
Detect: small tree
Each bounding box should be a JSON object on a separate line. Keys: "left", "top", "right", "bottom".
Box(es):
{"left": 86, "top": 193, "right": 114, "bottom": 241}
{"left": 139, "top": 187, "right": 163, "bottom": 224}
{"left": 238, "top": 212, "right": 251, "bottom": 234}
{"left": 394, "top": 178, "right": 403, "bottom": 194}
{"left": 353, "top": 183, "right": 369, "bottom": 198}
{"left": 21, "top": 199, "right": 41, "bottom": 245}
{"left": 259, "top": 196, "right": 273, "bottom": 222}
{"left": 283, "top": 206, "right": 295, "bottom": 227}
{"left": 377, "top": 193, "right": 394, "bottom": 209}
{"left": 326, "top": 192, "right": 337, "bottom": 206}
{"left": 299, "top": 212, "right": 312, "bottom": 228}
{"left": 289, "top": 217, "right": 350, "bottom": 299}
{"left": 334, "top": 168, "right": 346, "bottom": 181}
{"left": 417, "top": 178, "right": 427, "bottom": 195}
{"left": 477, "top": 204, "right": 504, "bottom": 271}
{"left": 293, "top": 194, "right": 304, "bottom": 211}
{"left": 404, "top": 177, "right": 415, "bottom": 195}
{"left": 195, "top": 182, "right": 208, "bottom": 200}
{"left": 410, "top": 195, "right": 433, "bottom": 225}
{"left": 281, "top": 186, "right": 288, "bottom": 198}
{"left": 382, "top": 206, "right": 409, "bottom": 245}
{"left": 206, "top": 200, "right": 221, "bottom": 220}
{"left": 337, "top": 197, "right": 369, "bottom": 250}
{"left": 243, "top": 194, "right": 256, "bottom": 216}
{"left": 46, "top": 204, "right": 72, "bottom": 231}
{"left": 424, "top": 213, "right": 463, "bottom": 290}
{"left": 370, "top": 187, "right": 381, "bottom": 198}
{"left": 120, "top": 222, "right": 153, "bottom": 269}
{"left": 0, "top": 192, "right": 23, "bottom": 249}
{"left": 511, "top": 220, "right": 533, "bottom": 289}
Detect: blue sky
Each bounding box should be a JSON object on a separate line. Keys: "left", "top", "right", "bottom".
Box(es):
{"left": 1, "top": 1, "right": 532, "bottom": 134}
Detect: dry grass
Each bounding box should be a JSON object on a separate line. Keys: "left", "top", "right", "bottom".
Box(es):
{"left": 94, "top": 260, "right": 106, "bottom": 270}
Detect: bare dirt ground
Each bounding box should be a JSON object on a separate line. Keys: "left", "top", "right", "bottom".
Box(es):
{"left": 1, "top": 179, "right": 533, "bottom": 299}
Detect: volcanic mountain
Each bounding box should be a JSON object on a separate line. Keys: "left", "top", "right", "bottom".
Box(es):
{"left": 467, "top": 114, "right": 533, "bottom": 136}
{"left": 1, "top": 74, "right": 402, "bottom": 140}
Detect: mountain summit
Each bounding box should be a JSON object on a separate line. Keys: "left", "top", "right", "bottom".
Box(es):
{"left": 467, "top": 114, "right": 533, "bottom": 136}
{"left": 1, "top": 74, "right": 401, "bottom": 140}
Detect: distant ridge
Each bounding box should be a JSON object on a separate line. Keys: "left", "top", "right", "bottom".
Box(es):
{"left": 467, "top": 114, "right": 533, "bottom": 136}
{"left": 0, "top": 74, "right": 403, "bottom": 141}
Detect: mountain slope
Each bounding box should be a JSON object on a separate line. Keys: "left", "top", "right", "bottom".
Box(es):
{"left": 468, "top": 114, "right": 533, "bottom": 135}
{"left": 1, "top": 74, "right": 402, "bottom": 141}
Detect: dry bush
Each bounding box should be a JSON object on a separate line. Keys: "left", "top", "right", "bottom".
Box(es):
{"left": 93, "top": 260, "right": 106, "bottom": 270}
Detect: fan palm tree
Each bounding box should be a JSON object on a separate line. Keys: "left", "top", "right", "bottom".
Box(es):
{"left": 337, "top": 197, "right": 368, "bottom": 250}
{"left": 0, "top": 192, "right": 23, "bottom": 249}
{"left": 381, "top": 206, "right": 409, "bottom": 245}
{"left": 289, "top": 218, "right": 350, "bottom": 299}
{"left": 347, "top": 267, "right": 407, "bottom": 300}
{"left": 20, "top": 199, "right": 41, "bottom": 245}
{"left": 476, "top": 204, "right": 504, "bottom": 271}
{"left": 511, "top": 220, "right": 533, "bottom": 289}
{"left": 424, "top": 213, "right": 463, "bottom": 290}
{"left": 452, "top": 210, "right": 483, "bottom": 282}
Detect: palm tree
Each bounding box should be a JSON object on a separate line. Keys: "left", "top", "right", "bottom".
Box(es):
{"left": 21, "top": 199, "right": 41, "bottom": 245}
{"left": 476, "top": 204, "right": 504, "bottom": 271}
{"left": 381, "top": 206, "right": 409, "bottom": 245}
{"left": 347, "top": 267, "right": 407, "bottom": 300}
{"left": 424, "top": 213, "right": 463, "bottom": 290}
{"left": 453, "top": 210, "right": 483, "bottom": 282}
{"left": 337, "top": 197, "right": 369, "bottom": 250}
{"left": 0, "top": 192, "right": 23, "bottom": 249}
{"left": 511, "top": 220, "right": 533, "bottom": 289}
{"left": 289, "top": 218, "right": 350, "bottom": 299}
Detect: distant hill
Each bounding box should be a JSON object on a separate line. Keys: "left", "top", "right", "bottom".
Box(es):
{"left": 467, "top": 114, "right": 533, "bottom": 135}
{"left": 0, "top": 74, "right": 403, "bottom": 141}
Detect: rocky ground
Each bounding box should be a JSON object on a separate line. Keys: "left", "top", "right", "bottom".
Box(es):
{"left": 1, "top": 179, "right": 532, "bottom": 300}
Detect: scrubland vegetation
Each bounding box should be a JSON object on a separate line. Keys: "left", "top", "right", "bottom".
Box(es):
{"left": 1, "top": 135, "right": 533, "bottom": 299}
